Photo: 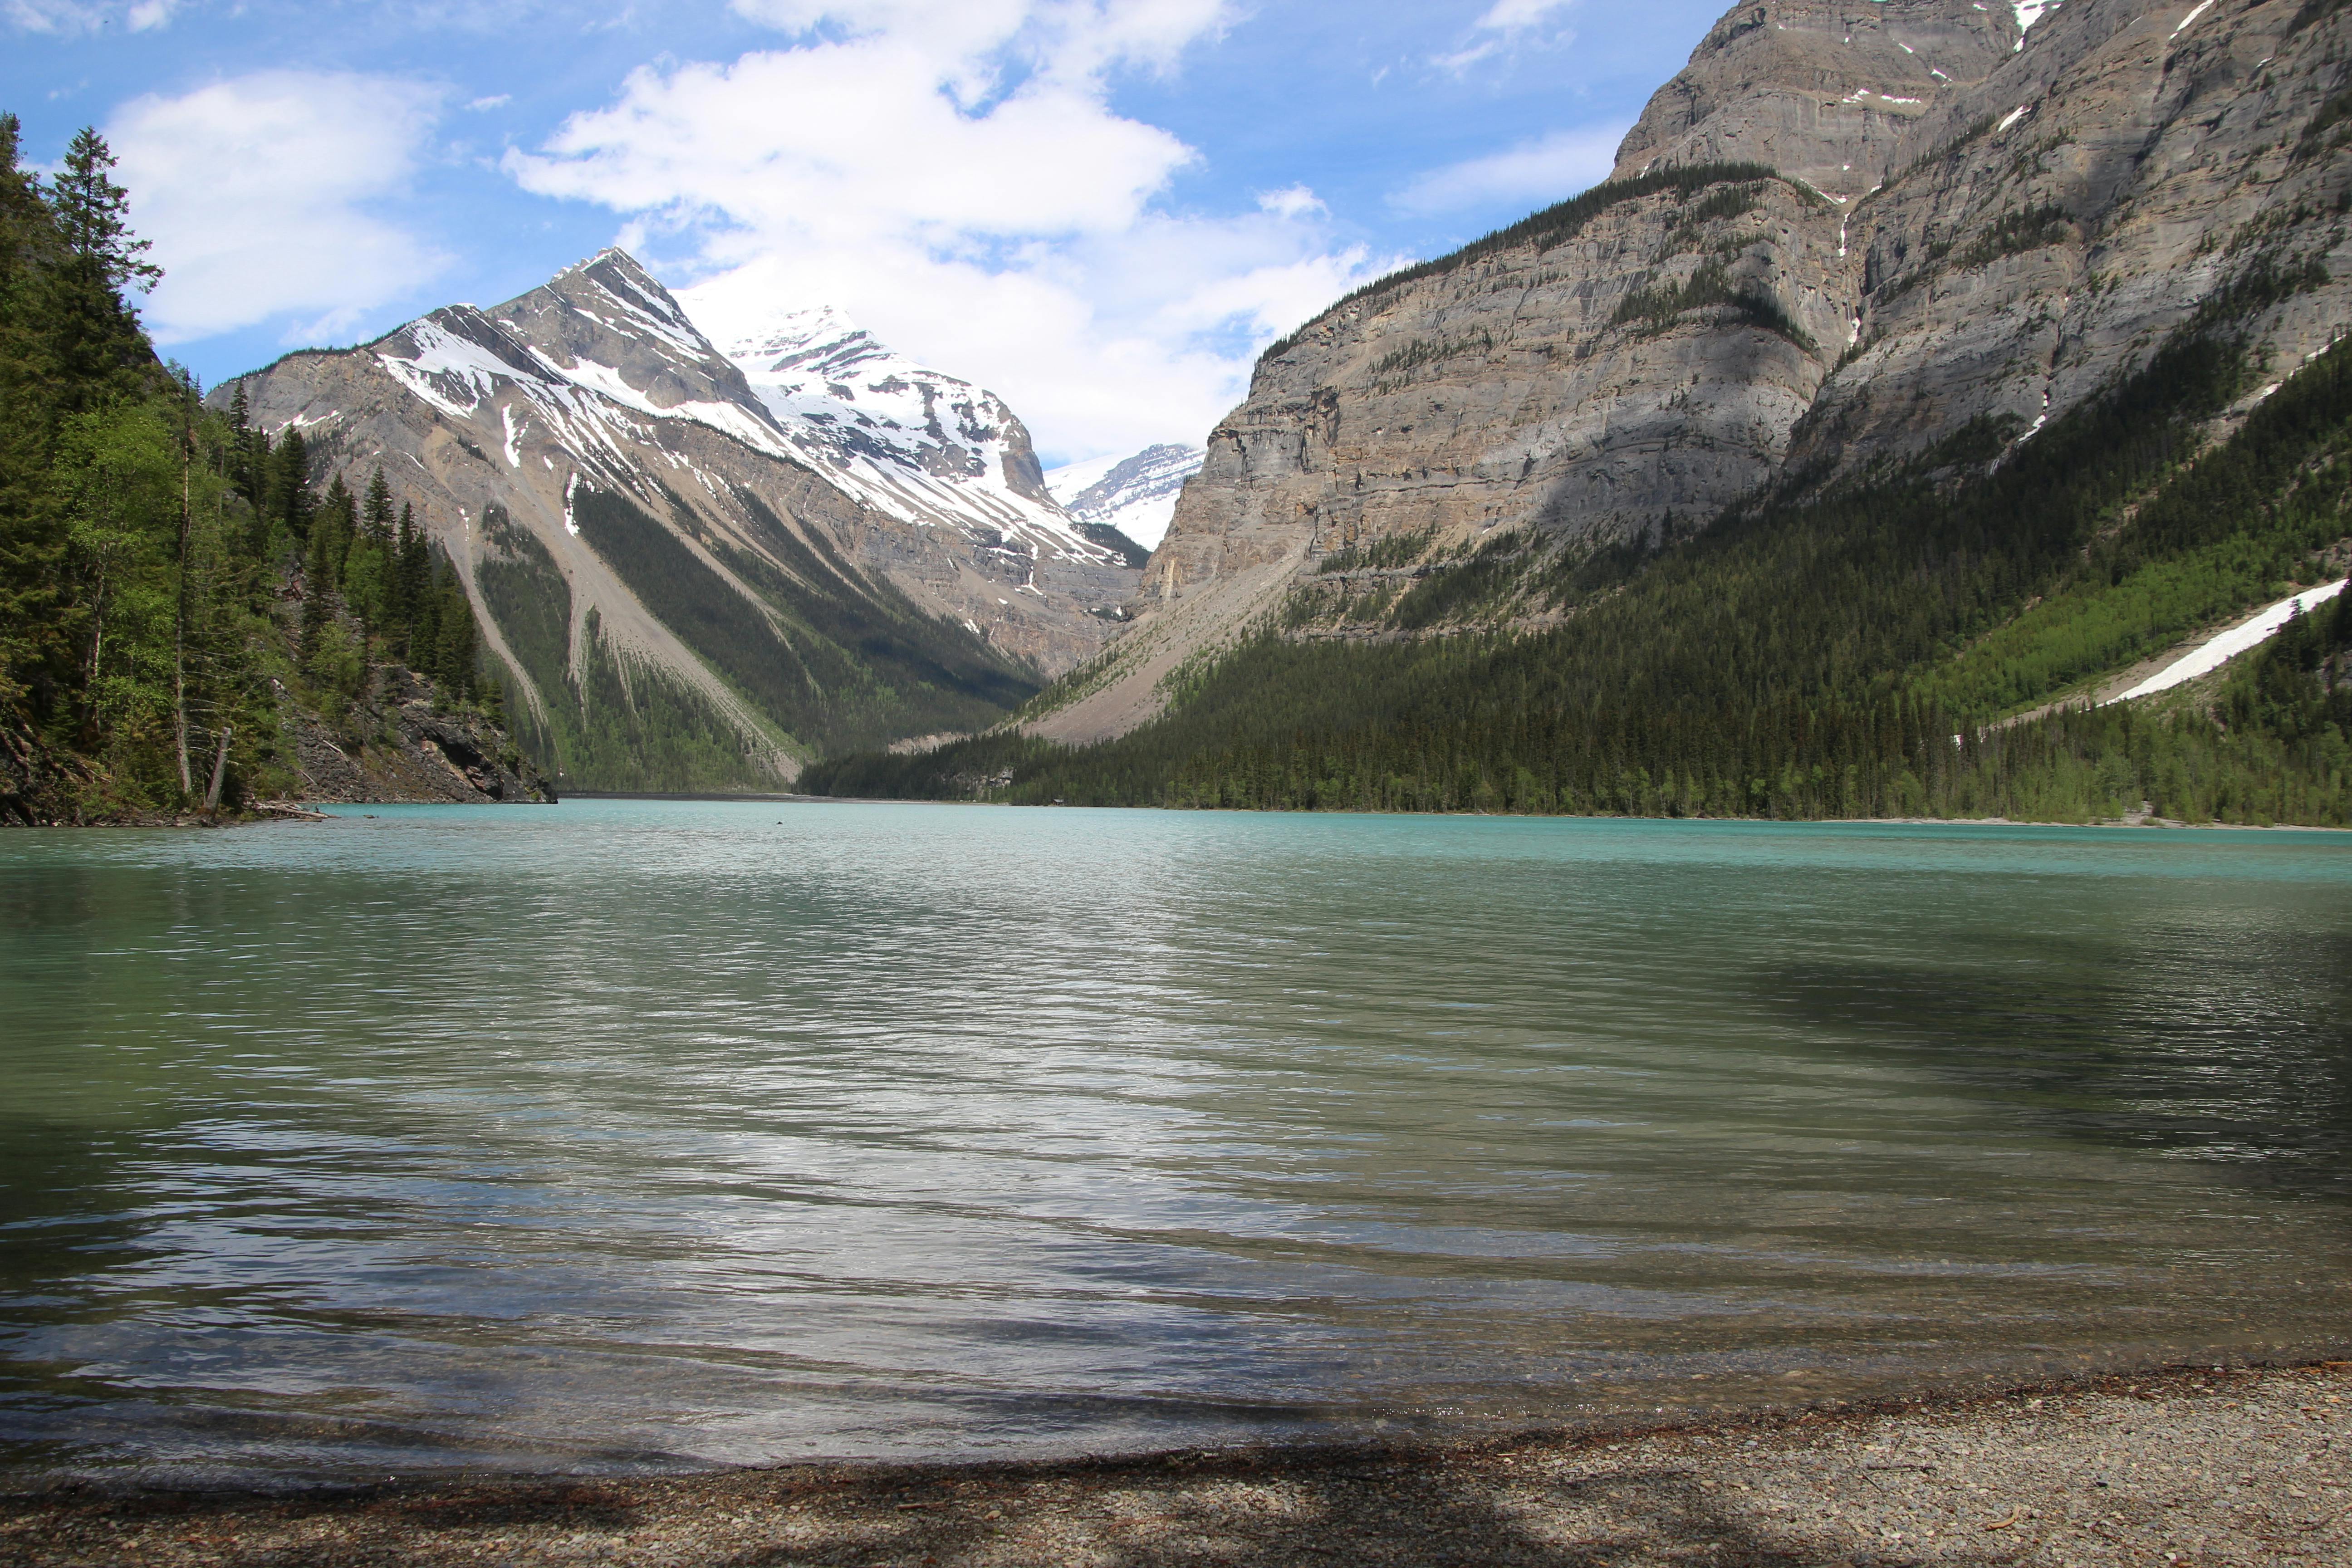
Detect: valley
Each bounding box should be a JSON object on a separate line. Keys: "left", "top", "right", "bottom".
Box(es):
{"left": 5, "top": 0, "right": 2352, "bottom": 1541}
{"left": 7, "top": 0, "right": 2352, "bottom": 824}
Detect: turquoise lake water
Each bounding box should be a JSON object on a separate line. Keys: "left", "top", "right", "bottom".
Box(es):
{"left": 2, "top": 801, "right": 2348, "bottom": 1483}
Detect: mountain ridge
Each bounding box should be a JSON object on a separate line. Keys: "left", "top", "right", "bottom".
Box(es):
{"left": 1046, "top": 443, "right": 1205, "bottom": 557}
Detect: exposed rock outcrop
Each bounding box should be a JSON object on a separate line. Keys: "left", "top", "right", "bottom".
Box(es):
{"left": 278, "top": 666, "right": 555, "bottom": 805}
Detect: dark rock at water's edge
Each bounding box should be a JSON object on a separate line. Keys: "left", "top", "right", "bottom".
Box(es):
{"left": 0, "top": 669, "right": 554, "bottom": 828}
{"left": 278, "top": 665, "right": 556, "bottom": 806}
{"left": 0, "top": 724, "right": 103, "bottom": 826}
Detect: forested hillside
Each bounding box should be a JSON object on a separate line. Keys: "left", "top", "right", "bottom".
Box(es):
{"left": 806, "top": 303, "right": 2352, "bottom": 826}
{"left": 0, "top": 116, "right": 542, "bottom": 823}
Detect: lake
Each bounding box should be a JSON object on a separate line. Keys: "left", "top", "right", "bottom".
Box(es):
{"left": 2, "top": 802, "right": 2348, "bottom": 1485}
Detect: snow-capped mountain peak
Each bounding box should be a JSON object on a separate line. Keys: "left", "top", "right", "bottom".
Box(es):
{"left": 223, "top": 247, "right": 1143, "bottom": 786}
{"left": 727, "top": 305, "right": 892, "bottom": 381}
{"left": 1047, "top": 443, "right": 1205, "bottom": 552}
{"left": 684, "top": 295, "right": 1113, "bottom": 569}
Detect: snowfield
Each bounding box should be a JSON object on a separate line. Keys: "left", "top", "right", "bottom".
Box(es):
{"left": 2112, "top": 578, "right": 2349, "bottom": 703}
{"left": 1046, "top": 443, "right": 1205, "bottom": 551}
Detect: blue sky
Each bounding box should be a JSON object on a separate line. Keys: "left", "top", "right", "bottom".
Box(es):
{"left": 3, "top": 0, "right": 1730, "bottom": 465}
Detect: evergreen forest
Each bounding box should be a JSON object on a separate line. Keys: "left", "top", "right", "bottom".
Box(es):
{"left": 0, "top": 115, "right": 507, "bottom": 821}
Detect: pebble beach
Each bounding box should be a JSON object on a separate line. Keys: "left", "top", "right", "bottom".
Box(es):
{"left": 4, "top": 1360, "right": 2344, "bottom": 1567}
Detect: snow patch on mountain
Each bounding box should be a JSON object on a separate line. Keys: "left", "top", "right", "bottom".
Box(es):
{"left": 686, "top": 299, "right": 1115, "bottom": 568}
{"left": 1047, "top": 444, "right": 1204, "bottom": 552}
{"left": 2112, "top": 579, "right": 2348, "bottom": 704}
{"left": 377, "top": 318, "right": 523, "bottom": 421}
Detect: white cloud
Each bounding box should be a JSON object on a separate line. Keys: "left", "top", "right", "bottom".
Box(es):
{"left": 1472, "top": 0, "right": 1575, "bottom": 31}
{"left": 106, "top": 71, "right": 453, "bottom": 345}
{"left": 1256, "top": 184, "right": 1325, "bottom": 219}
{"left": 1433, "top": 0, "right": 1578, "bottom": 74}
{"left": 1390, "top": 122, "right": 1627, "bottom": 217}
{"left": 466, "top": 93, "right": 513, "bottom": 111}
{"left": 510, "top": 0, "right": 1385, "bottom": 461}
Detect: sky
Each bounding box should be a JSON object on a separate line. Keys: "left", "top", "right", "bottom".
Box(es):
{"left": 3, "top": 0, "right": 1734, "bottom": 468}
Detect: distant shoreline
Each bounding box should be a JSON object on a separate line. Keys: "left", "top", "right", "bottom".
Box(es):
{"left": 5, "top": 1357, "right": 2344, "bottom": 1566}
{"left": 20, "top": 799, "right": 2352, "bottom": 831}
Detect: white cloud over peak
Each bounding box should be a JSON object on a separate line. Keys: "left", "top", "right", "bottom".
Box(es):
{"left": 106, "top": 71, "right": 453, "bottom": 345}
{"left": 1390, "top": 122, "right": 1627, "bottom": 217}
{"left": 728, "top": 0, "right": 1226, "bottom": 85}
{"left": 510, "top": 0, "right": 1381, "bottom": 461}
{"left": 1256, "top": 185, "right": 1326, "bottom": 219}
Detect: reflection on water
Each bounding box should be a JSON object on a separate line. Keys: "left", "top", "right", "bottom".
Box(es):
{"left": 1, "top": 804, "right": 2347, "bottom": 1483}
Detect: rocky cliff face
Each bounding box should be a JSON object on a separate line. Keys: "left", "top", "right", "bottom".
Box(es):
{"left": 1613, "top": 0, "right": 2021, "bottom": 200}
{"left": 1038, "top": 0, "right": 2352, "bottom": 745}
{"left": 219, "top": 252, "right": 1137, "bottom": 787}
{"left": 1802, "top": 0, "right": 2350, "bottom": 474}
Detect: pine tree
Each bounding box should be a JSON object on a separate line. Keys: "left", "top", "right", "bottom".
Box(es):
{"left": 394, "top": 503, "right": 429, "bottom": 658}
{"left": 317, "top": 473, "right": 355, "bottom": 581}
{"left": 43, "top": 128, "right": 158, "bottom": 412}
{"left": 0, "top": 112, "right": 68, "bottom": 720}
{"left": 362, "top": 467, "right": 393, "bottom": 545}
{"left": 434, "top": 571, "right": 477, "bottom": 702}
{"left": 300, "top": 521, "right": 333, "bottom": 660}
{"left": 266, "top": 426, "right": 311, "bottom": 545}
{"left": 48, "top": 128, "right": 160, "bottom": 295}
{"left": 225, "top": 387, "right": 263, "bottom": 508}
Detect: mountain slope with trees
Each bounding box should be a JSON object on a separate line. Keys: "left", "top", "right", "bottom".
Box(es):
{"left": 1009, "top": 0, "right": 2351, "bottom": 755}
{"left": 216, "top": 251, "right": 1137, "bottom": 794}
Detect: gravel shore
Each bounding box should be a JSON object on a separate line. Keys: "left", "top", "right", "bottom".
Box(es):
{"left": 5, "top": 1361, "right": 2344, "bottom": 1566}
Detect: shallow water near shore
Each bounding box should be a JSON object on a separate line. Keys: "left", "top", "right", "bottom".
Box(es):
{"left": 2, "top": 802, "right": 2348, "bottom": 1485}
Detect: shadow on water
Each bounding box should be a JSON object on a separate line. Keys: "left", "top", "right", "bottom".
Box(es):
{"left": 1755, "top": 920, "right": 2352, "bottom": 1201}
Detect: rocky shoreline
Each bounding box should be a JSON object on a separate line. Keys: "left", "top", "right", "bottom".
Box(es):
{"left": 4, "top": 1359, "right": 2343, "bottom": 1566}
{"left": 275, "top": 666, "right": 554, "bottom": 806}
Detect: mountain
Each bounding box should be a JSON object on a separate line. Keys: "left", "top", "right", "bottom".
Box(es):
{"left": 1045, "top": 444, "right": 1206, "bottom": 557}
{"left": 1009, "top": 0, "right": 2351, "bottom": 746}
{"left": 701, "top": 301, "right": 1133, "bottom": 587}
{"left": 214, "top": 252, "right": 1138, "bottom": 791}
{"left": 811, "top": 0, "right": 2352, "bottom": 827}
